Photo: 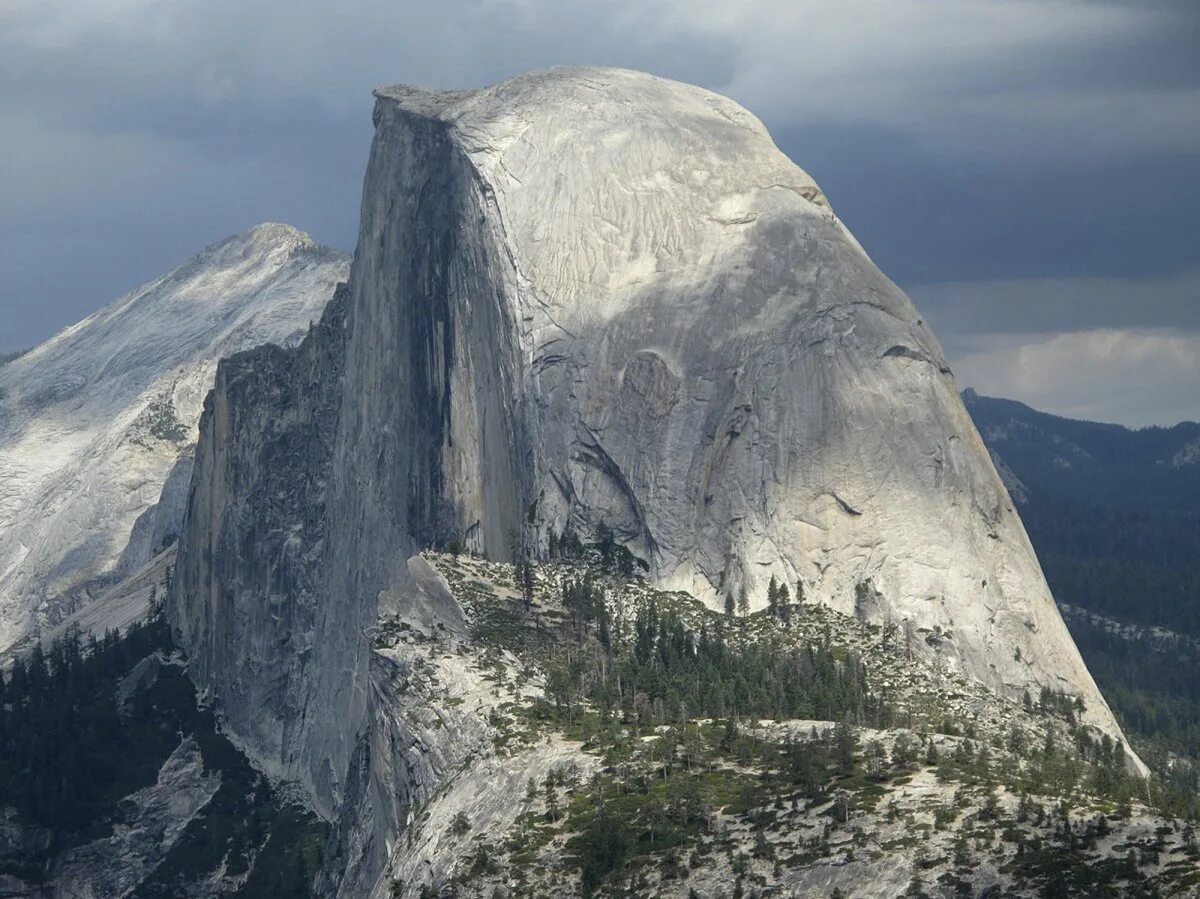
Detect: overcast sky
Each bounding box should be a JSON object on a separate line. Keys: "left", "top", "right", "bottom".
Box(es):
{"left": 2, "top": 0, "right": 1197, "bottom": 426}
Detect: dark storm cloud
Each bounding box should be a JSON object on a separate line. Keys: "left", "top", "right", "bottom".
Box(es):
{"left": 777, "top": 125, "right": 1200, "bottom": 286}
{"left": 912, "top": 272, "right": 1200, "bottom": 342}
{"left": 1, "top": 0, "right": 1198, "bottom": 424}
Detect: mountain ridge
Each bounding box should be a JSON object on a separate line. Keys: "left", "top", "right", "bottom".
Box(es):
{"left": 0, "top": 223, "right": 348, "bottom": 654}
{"left": 963, "top": 387, "right": 1200, "bottom": 450}
{"left": 962, "top": 388, "right": 1200, "bottom": 515}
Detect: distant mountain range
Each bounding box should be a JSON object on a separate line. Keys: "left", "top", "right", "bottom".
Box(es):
{"left": 963, "top": 388, "right": 1200, "bottom": 514}
{"left": 964, "top": 388, "right": 1200, "bottom": 633}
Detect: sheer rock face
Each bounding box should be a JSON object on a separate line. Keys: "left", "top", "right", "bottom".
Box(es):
{"left": 0, "top": 224, "right": 347, "bottom": 654}
{"left": 172, "top": 288, "right": 354, "bottom": 817}
{"left": 171, "top": 66, "right": 1131, "bottom": 843}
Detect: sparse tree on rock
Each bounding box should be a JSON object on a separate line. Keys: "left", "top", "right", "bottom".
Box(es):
{"left": 519, "top": 557, "right": 535, "bottom": 612}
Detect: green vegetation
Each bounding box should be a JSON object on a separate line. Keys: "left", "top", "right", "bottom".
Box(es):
{"left": 138, "top": 398, "right": 190, "bottom": 444}
{"left": 132, "top": 671, "right": 327, "bottom": 899}
{"left": 1029, "top": 495, "right": 1200, "bottom": 635}
{"left": 0, "top": 620, "right": 176, "bottom": 845}
{"left": 1067, "top": 613, "right": 1200, "bottom": 817}
{"left": 549, "top": 520, "right": 648, "bottom": 579}
{"left": 965, "top": 394, "right": 1200, "bottom": 836}
{"left": 0, "top": 618, "right": 326, "bottom": 893}
{"left": 445, "top": 534, "right": 1194, "bottom": 897}
{"left": 538, "top": 593, "right": 889, "bottom": 730}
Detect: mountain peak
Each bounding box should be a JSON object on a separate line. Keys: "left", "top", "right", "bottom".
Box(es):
{"left": 194, "top": 222, "right": 336, "bottom": 267}
{"left": 377, "top": 65, "right": 771, "bottom": 135}
{"left": 0, "top": 225, "right": 348, "bottom": 654}
{"left": 375, "top": 65, "right": 831, "bottom": 227}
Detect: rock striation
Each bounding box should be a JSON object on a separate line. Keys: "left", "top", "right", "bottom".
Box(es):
{"left": 0, "top": 224, "right": 348, "bottom": 654}
{"left": 169, "top": 67, "right": 1138, "bottom": 890}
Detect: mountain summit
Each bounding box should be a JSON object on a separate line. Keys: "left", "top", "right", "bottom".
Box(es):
{"left": 0, "top": 224, "right": 348, "bottom": 653}
{"left": 165, "top": 68, "right": 1140, "bottom": 891}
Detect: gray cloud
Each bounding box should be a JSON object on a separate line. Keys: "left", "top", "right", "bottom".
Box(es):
{"left": 952, "top": 328, "right": 1200, "bottom": 427}
{"left": 913, "top": 271, "right": 1200, "bottom": 343}
{"left": 913, "top": 271, "right": 1200, "bottom": 426}
{"left": 1, "top": 0, "right": 1198, "bottom": 425}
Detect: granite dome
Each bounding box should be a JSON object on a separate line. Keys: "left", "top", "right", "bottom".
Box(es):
{"left": 170, "top": 68, "right": 1140, "bottom": 891}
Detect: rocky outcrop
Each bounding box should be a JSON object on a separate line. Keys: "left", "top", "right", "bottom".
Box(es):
{"left": 115, "top": 452, "right": 195, "bottom": 577}
{"left": 171, "top": 286, "right": 354, "bottom": 819}
{"left": 0, "top": 738, "right": 221, "bottom": 899}
{"left": 356, "top": 69, "right": 1118, "bottom": 734}
{"left": 170, "top": 67, "right": 1138, "bottom": 892}
{"left": 0, "top": 224, "right": 348, "bottom": 654}
{"left": 50, "top": 739, "right": 220, "bottom": 897}
{"left": 1173, "top": 436, "right": 1200, "bottom": 468}
{"left": 36, "top": 545, "right": 174, "bottom": 654}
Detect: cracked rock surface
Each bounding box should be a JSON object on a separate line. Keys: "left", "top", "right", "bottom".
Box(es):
{"left": 169, "top": 67, "right": 1136, "bottom": 893}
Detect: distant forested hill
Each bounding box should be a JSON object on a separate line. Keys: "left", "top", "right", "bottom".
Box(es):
{"left": 964, "top": 388, "right": 1200, "bottom": 514}
{"left": 966, "top": 389, "right": 1200, "bottom": 776}
{"left": 964, "top": 389, "right": 1200, "bottom": 632}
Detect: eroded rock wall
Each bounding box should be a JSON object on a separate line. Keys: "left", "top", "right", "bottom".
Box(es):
{"left": 170, "top": 66, "right": 1138, "bottom": 894}
{"left": 367, "top": 69, "right": 1117, "bottom": 739}
{"left": 0, "top": 224, "right": 347, "bottom": 654}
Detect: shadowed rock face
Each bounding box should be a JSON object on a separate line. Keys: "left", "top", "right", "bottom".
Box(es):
{"left": 170, "top": 66, "right": 1134, "bottom": 876}
{"left": 0, "top": 223, "right": 347, "bottom": 655}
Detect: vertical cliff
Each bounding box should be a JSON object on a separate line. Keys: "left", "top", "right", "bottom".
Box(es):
{"left": 172, "top": 102, "right": 534, "bottom": 819}
{"left": 172, "top": 287, "right": 351, "bottom": 817}
{"left": 170, "top": 66, "right": 1137, "bottom": 889}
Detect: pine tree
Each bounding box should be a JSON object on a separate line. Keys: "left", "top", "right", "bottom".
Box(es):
{"left": 778, "top": 583, "right": 791, "bottom": 626}
{"left": 737, "top": 586, "right": 749, "bottom": 618}
{"left": 27, "top": 643, "right": 48, "bottom": 695}
{"left": 767, "top": 575, "right": 779, "bottom": 620}
{"left": 518, "top": 557, "right": 535, "bottom": 612}
{"left": 8, "top": 655, "right": 27, "bottom": 696}
{"left": 724, "top": 591, "right": 736, "bottom": 620}
{"left": 833, "top": 721, "right": 858, "bottom": 775}
{"left": 596, "top": 521, "right": 615, "bottom": 564}
{"left": 544, "top": 775, "right": 560, "bottom": 823}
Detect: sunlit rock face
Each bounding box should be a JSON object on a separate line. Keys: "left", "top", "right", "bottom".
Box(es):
{"left": 0, "top": 224, "right": 347, "bottom": 655}
{"left": 171, "top": 66, "right": 1133, "bottom": 872}
{"left": 370, "top": 67, "right": 1121, "bottom": 734}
